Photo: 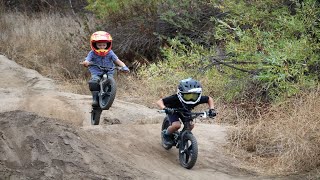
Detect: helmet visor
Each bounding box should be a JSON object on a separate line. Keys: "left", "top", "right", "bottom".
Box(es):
{"left": 182, "top": 93, "right": 200, "bottom": 101}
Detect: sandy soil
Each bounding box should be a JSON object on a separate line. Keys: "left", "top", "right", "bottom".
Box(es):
{"left": 0, "top": 55, "right": 303, "bottom": 179}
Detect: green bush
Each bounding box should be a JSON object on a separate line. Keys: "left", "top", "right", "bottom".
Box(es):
{"left": 138, "top": 38, "right": 230, "bottom": 99}
{"left": 213, "top": 0, "right": 320, "bottom": 101}
{"left": 87, "top": 0, "right": 320, "bottom": 102}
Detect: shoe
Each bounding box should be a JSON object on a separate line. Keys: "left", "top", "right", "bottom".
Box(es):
{"left": 162, "top": 130, "right": 173, "bottom": 146}
{"left": 92, "top": 91, "right": 99, "bottom": 107}
{"left": 92, "top": 100, "right": 98, "bottom": 107}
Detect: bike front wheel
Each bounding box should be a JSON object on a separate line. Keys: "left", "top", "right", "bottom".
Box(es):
{"left": 91, "top": 107, "right": 102, "bottom": 125}
{"left": 179, "top": 133, "right": 198, "bottom": 169}
{"left": 99, "top": 77, "right": 116, "bottom": 110}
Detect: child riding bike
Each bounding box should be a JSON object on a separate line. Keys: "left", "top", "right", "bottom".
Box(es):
{"left": 156, "top": 78, "right": 217, "bottom": 145}
{"left": 81, "top": 31, "right": 129, "bottom": 107}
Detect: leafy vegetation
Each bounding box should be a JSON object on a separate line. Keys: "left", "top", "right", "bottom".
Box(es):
{"left": 217, "top": 0, "right": 320, "bottom": 101}
{"left": 87, "top": 0, "right": 320, "bottom": 102}
{"left": 86, "top": 0, "right": 319, "bottom": 103}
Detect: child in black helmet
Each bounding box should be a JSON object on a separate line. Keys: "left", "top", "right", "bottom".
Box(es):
{"left": 156, "top": 78, "right": 216, "bottom": 145}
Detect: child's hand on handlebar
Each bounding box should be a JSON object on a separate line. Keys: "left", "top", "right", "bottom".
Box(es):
{"left": 80, "top": 61, "right": 90, "bottom": 67}
{"left": 163, "top": 107, "right": 175, "bottom": 115}
{"left": 120, "top": 66, "right": 130, "bottom": 73}
{"left": 208, "top": 109, "right": 217, "bottom": 118}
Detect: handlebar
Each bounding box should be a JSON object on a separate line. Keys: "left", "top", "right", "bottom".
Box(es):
{"left": 158, "top": 108, "right": 209, "bottom": 119}
{"left": 88, "top": 64, "right": 116, "bottom": 71}
{"left": 80, "top": 62, "right": 127, "bottom": 72}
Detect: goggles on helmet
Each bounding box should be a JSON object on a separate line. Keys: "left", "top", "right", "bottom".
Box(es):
{"left": 182, "top": 93, "right": 200, "bottom": 101}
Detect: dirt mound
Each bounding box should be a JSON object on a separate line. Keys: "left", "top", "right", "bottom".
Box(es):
{"left": 0, "top": 110, "right": 257, "bottom": 180}
{"left": 0, "top": 110, "right": 149, "bottom": 179}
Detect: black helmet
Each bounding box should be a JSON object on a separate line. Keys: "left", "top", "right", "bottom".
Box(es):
{"left": 177, "top": 78, "right": 202, "bottom": 104}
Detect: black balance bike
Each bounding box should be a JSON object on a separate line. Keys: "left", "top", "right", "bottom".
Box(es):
{"left": 89, "top": 64, "right": 118, "bottom": 125}
{"left": 159, "top": 108, "right": 214, "bottom": 169}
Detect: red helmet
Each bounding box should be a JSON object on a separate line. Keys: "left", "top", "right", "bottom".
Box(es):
{"left": 90, "top": 31, "right": 112, "bottom": 56}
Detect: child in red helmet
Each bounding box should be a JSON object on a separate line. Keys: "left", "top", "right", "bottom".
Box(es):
{"left": 81, "top": 31, "right": 129, "bottom": 107}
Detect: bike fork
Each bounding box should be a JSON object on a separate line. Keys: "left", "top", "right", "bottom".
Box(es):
{"left": 178, "top": 131, "right": 190, "bottom": 152}
{"left": 99, "top": 82, "right": 105, "bottom": 94}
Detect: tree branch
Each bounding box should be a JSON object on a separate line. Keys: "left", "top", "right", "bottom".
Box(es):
{"left": 209, "top": 57, "right": 258, "bottom": 74}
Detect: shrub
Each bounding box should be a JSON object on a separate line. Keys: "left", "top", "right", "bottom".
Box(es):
{"left": 214, "top": 0, "right": 320, "bottom": 101}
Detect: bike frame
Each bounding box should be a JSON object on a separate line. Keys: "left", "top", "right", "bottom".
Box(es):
{"left": 160, "top": 108, "right": 210, "bottom": 169}
{"left": 172, "top": 110, "right": 206, "bottom": 148}
{"left": 89, "top": 64, "right": 116, "bottom": 97}
{"left": 89, "top": 64, "right": 117, "bottom": 124}
{"left": 99, "top": 74, "right": 111, "bottom": 96}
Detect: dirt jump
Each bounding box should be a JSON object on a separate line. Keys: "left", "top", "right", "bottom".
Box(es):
{"left": 0, "top": 55, "right": 299, "bottom": 179}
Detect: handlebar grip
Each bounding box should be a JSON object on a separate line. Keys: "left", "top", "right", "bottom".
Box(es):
{"left": 202, "top": 112, "right": 207, "bottom": 118}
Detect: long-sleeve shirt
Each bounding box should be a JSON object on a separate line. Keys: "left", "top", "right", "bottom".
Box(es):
{"left": 85, "top": 50, "right": 118, "bottom": 76}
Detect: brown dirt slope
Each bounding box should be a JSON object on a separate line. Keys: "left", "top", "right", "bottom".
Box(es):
{"left": 0, "top": 55, "right": 295, "bottom": 179}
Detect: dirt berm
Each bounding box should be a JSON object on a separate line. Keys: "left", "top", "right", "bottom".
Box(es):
{"left": 0, "top": 55, "right": 302, "bottom": 179}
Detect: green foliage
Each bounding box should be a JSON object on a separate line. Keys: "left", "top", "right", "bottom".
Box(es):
{"left": 86, "top": 0, "right": 157, "bottom": 19}
{"left": 86, "top": 0, "right": 320, "bottom": 102}
{"left": 86, "top": 0, "right": 128, "bottom": 18}
{"left": 85, "top": 0, "right": 220, "bottom": 59}
{"left": 212, "top": 0, "right": 320, "bottom": 101}
{"left": 138, "top": 38, "right": 232, "bottom": 99}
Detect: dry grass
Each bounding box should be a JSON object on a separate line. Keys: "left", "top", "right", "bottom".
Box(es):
{"left": 0, "top": 12, "right": 95, "bottom": 93}
{"left": 57, "top": 78, "right": 89, "bottom": 95}
{"left": 228, "top": 87, "right": 320, "bottom": 175}
{"left": 115, "top": 73, "right": 177, "bottom": 108}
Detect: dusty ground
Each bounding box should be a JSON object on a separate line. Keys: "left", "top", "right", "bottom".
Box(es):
{"left": 0, "top": 55, "right": 308, "bottom": 180}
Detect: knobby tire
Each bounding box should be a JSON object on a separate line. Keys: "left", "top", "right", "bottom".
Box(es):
{"left": 179, "top": 133, "right": 198, "bottom": 169}
{"left": 99, "top": 77, "right": 116, "bottom": 110}
{"left": 91, "top": 107, "right": 102, "bottom": 125}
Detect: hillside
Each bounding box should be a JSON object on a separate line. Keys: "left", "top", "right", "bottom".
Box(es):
{"left": 0, "top": 55, "right": 274, "bottom": 179}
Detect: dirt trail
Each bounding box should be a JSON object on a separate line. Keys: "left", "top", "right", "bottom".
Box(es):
{"left": 0, "top": 55, "right": 280, "bottom": 179}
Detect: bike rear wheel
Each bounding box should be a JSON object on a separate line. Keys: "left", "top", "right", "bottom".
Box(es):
{"left": 161, "top": 116, "right": 173, "bottom": 150}
{"left": 179, "top": 133, "right": 198, "bottom": 169}
{"left": 99, "top": 77, "right": 116, "bottom": 110}
{"left": 91, "top": 107, "right": 102, "bottom": 125}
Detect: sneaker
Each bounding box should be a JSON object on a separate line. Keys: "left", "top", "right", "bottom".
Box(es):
{"left": 92, "top": 100, "right": 99, "bottom": 107}
{"left": 91, "top": 91, "right": 99, "bottom": 107}
{"left": 162, "top": 130, "right": 173, "bottom": 146}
